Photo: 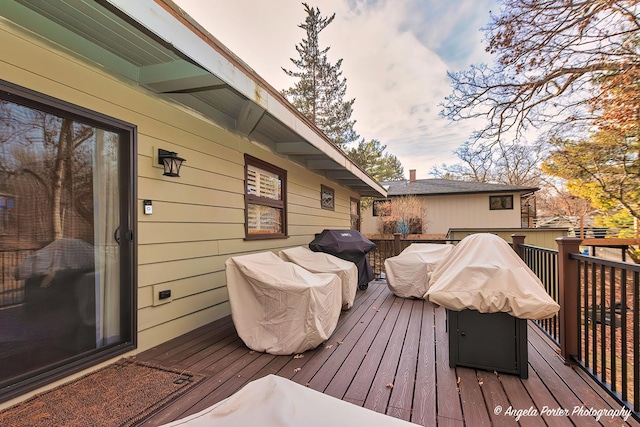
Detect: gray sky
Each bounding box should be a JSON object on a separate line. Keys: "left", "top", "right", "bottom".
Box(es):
{"left": 174, "top": 0, "right": 498, "bottom": 178}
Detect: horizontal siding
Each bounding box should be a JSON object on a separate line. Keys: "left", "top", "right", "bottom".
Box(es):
{"left": 0, "top": 22, "right": 360, "bottom": 358}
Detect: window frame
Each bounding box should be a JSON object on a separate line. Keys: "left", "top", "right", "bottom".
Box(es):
{"left": 350, "top": 197, "right": 361, "bottom": 231}
{"left": 489, "top": 195, "right": 514, "bottom": 210}
{"left": 0, "top": 194, "right": 15, "bottom": 235}
{"left": 372, "top": 199, "right": 390, "bottom": 217}
{"left": 0, "top": 79, "right": 137, "bottom": 403}
{"left": 244, "top": 154, "right": 287, "bottom": 239}
{"left": 320, "top": 185, "right": 335, "bottom": 211}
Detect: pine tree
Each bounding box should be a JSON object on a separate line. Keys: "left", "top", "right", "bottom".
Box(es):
{"left": 282, "top": 3, "right": 358, "bottom": 147}
{"left": 346, "top": 139, "right": 404, "bottom": 182}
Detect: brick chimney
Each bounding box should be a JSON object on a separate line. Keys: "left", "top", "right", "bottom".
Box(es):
{"left": 409, "top": 169, "right": 416, "bottom": 183}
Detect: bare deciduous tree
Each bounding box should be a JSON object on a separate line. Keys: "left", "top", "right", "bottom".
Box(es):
{"left": 442, "top": 0, "right": 640, "bottom": 141}
{"left": 376, "top": 195, "right": 427, "bottom": 236}
{"left": 430, "top": 139, "right": 546, "bottom": 186}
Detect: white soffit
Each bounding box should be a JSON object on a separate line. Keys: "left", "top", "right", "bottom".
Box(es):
{"left": 104, "top": 0, "right": 385, "bottom": 197}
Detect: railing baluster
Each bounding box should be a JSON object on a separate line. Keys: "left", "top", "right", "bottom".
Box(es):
{"left": 600, "top": 264, "right": 606, "bottom": 385}
{"left": 621, "top": 269, "right": 628, "bottom": 403}
{"left": 610, "top": 265, "right": 616, "bottom": 393}
{"left": 634, "top": 271, "right": 639, "bottom": 412}
{"left": 592, "top": 261, "right": 598, "bottom": 377}
{"left": 578, "top": 261, "right": 591, "bottom": 366}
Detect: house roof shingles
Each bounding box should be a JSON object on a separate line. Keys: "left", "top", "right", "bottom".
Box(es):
{"left": 380, "top": 179, "right": 539, "bottom": 197}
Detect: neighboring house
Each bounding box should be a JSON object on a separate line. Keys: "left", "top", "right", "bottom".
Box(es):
{"left": 362, "top": 170, "right": 538, "bottom": 236}
{"left": 0, "top": 0, "right": 385, "bottom": 406}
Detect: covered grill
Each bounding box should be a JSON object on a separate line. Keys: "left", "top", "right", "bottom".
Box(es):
{"left": 309, "top": 229, "right": 375, "bottom": 290}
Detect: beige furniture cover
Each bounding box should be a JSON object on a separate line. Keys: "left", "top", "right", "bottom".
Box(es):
{"left": 279, "top": 246, "right": 358, "bottom": 309}
{"left": 160, "top": 374, "right": 417, "bottom": 427}
{"left": 225, "top": 252, "right": 342, "bottom": 355}
{"left": 384, "top": 243, "right": 454, "bottom": 298}
{"left": 425, "top": 234, "right": 560, "bottom": 320}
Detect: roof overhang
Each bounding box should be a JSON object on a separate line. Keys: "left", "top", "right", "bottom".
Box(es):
{"left": 1, "top": 0, "right": 386, "bottom": 197}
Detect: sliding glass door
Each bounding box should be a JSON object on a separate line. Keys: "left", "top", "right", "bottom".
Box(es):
{"left": 0, "top": 81, "right": 135, "bottom": 401}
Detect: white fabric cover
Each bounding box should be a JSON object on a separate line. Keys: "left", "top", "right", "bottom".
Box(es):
{"left": 160, "top": 374, "right": 417, "bottom": 427}
{"left": 225, "top": 252, "right": 342, "bottom": 355}
{"left": 425, "top": 234, "right": 560, "bottom": 320}
{"left": 384, "top": 243, "right": 454, "bottom": 298}
{"left": 279, "top": 246, "right": 358, "bottom": 309}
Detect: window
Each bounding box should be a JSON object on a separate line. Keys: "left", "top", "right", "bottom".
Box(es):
{"left": 321, "top": 185, "right": 334, "bottom": 210}
{"left": 490, "top": 195, "right": 514, "bottom": 210}
{"left": 245, "top": 155, "right": 287, "bottom": 238}
{"left": 350, "top": 198, "right": 360, "bottom": 231}
{"left": 372, "top": 199, "right": 389, "bottom": 216}
{"left": 0, "top": 80, "right": 135, "bottom": 402}
{"left": 0, "top": 195, "right": 15, "bottom": 234}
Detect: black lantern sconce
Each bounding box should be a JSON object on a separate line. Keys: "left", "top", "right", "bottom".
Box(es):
{"left": 158, "top": 149, "right": 185, "bottom": 177}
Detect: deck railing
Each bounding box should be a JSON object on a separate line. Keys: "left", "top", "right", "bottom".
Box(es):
{"left": 367, "top": 234, "right": 459, "bottom": 278}
{"left": 569, "top": 249, "right": 639, "bottom": 416}
{"left": 515, "top": 237, "right": 638, "bottom": 418}
{"left": 520, "top": 244, "right": 560, "bottom": 343}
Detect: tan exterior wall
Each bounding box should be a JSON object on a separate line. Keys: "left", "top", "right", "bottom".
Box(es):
{"left": 0, "top": 22, "right": 358, "bottom": 354}
{"left": 448, "top": 228, "right": 568, "bottom": 250}
{"left": 362, "top": 193, "right": 524, "bottom": 235}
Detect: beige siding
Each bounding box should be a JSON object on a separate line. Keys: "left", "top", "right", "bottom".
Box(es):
{"left": 448, "top": 228, "right": 568, "bottom": 250}
{"left": 362, "top": 193, "right": 523, "bottom": 235}
{"left": 0, "top": 22, "right": 359, "bottom": 357}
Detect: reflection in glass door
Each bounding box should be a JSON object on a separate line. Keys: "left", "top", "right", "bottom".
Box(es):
{"left": 0, "top": 82, "right": 134, "bottom": 398}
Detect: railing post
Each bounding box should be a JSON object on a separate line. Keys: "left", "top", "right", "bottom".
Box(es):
{"left": 393, "top": 233, "right": 401, "bottom": 256}
{"left": 511, "top": 234, "right": 526, "bottom": 259}
{"left": 556, "top": 237, "right": 582, "bottom": 364}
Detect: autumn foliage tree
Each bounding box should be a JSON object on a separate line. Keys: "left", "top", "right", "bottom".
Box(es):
{"left": 543, "top": 131, "right": 640, "bottom": 221}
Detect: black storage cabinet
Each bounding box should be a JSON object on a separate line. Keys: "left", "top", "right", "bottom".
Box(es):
{"left": 309, "top": 229, "right": 375, "bottom": 290}
{"left": 447, "top": 309, "right": 528, "bottom": 378}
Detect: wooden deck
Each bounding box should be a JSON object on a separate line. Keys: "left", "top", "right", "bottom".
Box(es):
{"left": 136, "top": 280, "right": 637, "bottom": 426}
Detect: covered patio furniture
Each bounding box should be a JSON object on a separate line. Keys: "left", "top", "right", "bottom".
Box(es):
{"left": 14, "top": 238, "right": 95, "bottom": 282}
{"left": 309, "top": 229, "right": 375, "bottom": 290}
{"left": 425, "top": 233, "right": 560, "bottom": 378}
{"left": 225, "top": 252, "right": 342, "bottom": 355}
{"left": 384, "top": 243, "right": 454, "bottom": 298}
{"left": 160, "top": 374, "right": 417, "bottom": 427}
{"left": 279, "top": 246, "right": 358, "bottom": 309}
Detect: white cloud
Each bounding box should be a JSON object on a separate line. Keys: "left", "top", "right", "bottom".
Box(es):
{"left": 175, "top": 0, "right": 496, "bottom": 178}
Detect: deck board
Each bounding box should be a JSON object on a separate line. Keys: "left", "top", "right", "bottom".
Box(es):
{"left": 457, "top": 368, "right": 491, "bottom": 427}
{"left": 136, "top": 280, "right": 638, "bottom": 426}
{"left": 412, "top": 299, "right": 437, "bottom": 426}
{"left": 387, "top": 299, "right": 422, "bottom": 421}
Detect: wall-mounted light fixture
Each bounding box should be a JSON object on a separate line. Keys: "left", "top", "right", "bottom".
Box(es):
{"left": 158, "top": 149, "right": 185, "bottom": 177}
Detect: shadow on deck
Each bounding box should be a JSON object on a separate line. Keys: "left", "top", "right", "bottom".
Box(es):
{"left": 136, "top": 280, "right": 637, "bottom": 426}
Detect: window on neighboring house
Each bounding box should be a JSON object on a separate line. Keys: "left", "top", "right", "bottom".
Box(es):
{"left": 0, "top": 195, "right": 14, "bottom": 234}
{"left": 490, "top": 195, "right": 514, "bottom": 210}
{"left": 372, "top": 199, "right": 389, "bottom": 216}
{"left": 320, "top": 185, "right": 334, "bottom": 210}
{"left": 245, "top": 155, "right": 287, "bottom": 238}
